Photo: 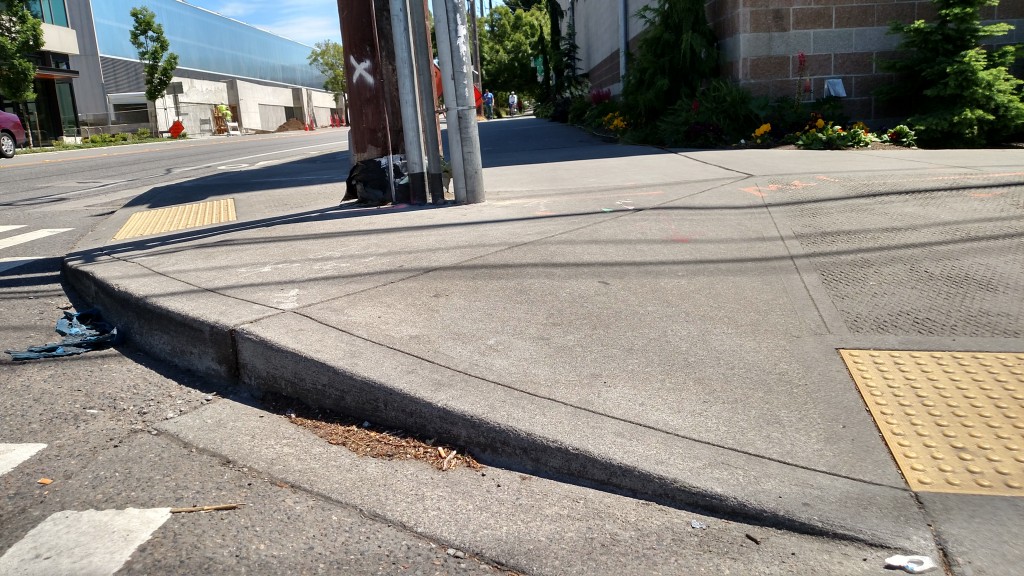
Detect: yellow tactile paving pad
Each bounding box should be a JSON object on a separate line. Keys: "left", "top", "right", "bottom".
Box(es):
{"left": 113, "top": 199, "right": 236, "bottom": 240}
{"left": 842, "top": 350, "right": 1024, "bottom": 496}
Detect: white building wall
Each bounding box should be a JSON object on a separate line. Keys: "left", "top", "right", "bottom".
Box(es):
{"left": 230, "top": 80, "right": 302, "bottom": 131}
{"left": 41, "top": 22, "right": 80, "bottom": 55}
{"left": 562, "top": 0, "right": 657, "bottom": 93}
{"left": 153, "top": 77, "right": 230, "bottom": 134}
{"left": 573, "top": 1, "right": 615, "bottom": 77}
{"left": 308, "top": 90, "right": 337, "bottom": 109}
{"left": 148, "top": 78, "right": 335, "bottom": 133}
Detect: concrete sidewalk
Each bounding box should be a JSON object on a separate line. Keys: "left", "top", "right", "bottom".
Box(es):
{"left": 63, "top": 118, "right": 1024, "bottom": 564}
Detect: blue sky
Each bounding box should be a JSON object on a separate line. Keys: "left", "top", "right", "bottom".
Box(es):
{"left": 187, "top": 0, "right": 343, "bottom": 46}
{"left": 186, "top": 0, "right": 506, "bottom": 47}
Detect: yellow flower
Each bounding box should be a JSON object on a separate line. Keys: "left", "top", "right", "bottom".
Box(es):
{"left": 815, "top": 118, "right": 825, "bottom": 129}
{"left": 752, "top": 123, "right": 771, "bottom": 138}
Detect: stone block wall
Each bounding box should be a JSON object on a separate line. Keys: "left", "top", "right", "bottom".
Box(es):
{"left": 572, "top": 0, "right": 1024, "bottom": 121}
{"left": 708, "top": 0, "right": 1024, "bottom": 120}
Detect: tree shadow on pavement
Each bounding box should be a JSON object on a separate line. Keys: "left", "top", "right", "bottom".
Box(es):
{"left": 473, "top": 116, "right": 671, "bottom": 169}
{"left": 121, "top": 150, "right": 351, "bottom": 210}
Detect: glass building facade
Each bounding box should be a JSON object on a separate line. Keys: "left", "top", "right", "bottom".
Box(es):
{"left": 0, "top": 0, "right": 80, "bottom": 145}
{"left": 26, "top": 0, "right": 69, "bottom": 26}
{"left": 91, "top": 0, "right": 324, "bottom": 89}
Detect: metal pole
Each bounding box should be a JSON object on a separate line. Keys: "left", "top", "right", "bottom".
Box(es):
{"left": 619, "top": 0, "right": 628, "bottom": 81}
{"left": 431, "top": 0, "right": 467, "bottom": 203}
{"left": 446, "top": 0, "right": 484, "bottom": 203}
{"left": 369, "top": 0, "right": 398, "bottom": 202}
{"left": 409, "top": 0, "right": 443, "bottom": 203}
{"left": 389, "top": 0, "right": 427, "bottom": 203}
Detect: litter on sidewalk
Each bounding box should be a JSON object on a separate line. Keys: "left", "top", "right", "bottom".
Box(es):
{"left": 5, "top": 309, "right": 119, "bottom": 361}
{"left": 884, "top": 554, "right": 938, "bottom": 574}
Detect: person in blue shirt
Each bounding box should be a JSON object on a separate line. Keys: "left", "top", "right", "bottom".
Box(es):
{"left": 483, "top": 89, "right": 494, "bottom": 120}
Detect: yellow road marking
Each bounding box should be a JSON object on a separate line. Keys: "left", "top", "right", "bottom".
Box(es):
{"left": 113, "top": 199, "right": 236, "bottom": 240}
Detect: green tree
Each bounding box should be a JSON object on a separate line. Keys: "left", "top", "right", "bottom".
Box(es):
{"left": 505, "top": 0, "right": 544, "bottom": 10}
{"left": 620, "top": 0, "right": 718, "bottom": 128}
{"left": 129, "top": 6, "right": 178, "bottom": 103}
{"left": 481, "top": 5, "right": 548, "bottom": 98}
{"left": 881, "top": 0, "right": 1024, "bottom": 147}
{"left": 559, "top": 3, "right": 584, "bottom": 96}
{"left": 308, "top": 39, "right": 346, "bottom": 100}
{"left": 0, "top": 0, "right": 44, "bottom": 147}
{"left": 545, "top": 0, "right": 564, "bottom": 97}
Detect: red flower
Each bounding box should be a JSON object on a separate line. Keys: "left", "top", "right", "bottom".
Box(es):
{"left": 691, "top": 99, "right": 700, "bottom": 112}
{"left": 798, "top": 52, "right": 806, "bottom": 67}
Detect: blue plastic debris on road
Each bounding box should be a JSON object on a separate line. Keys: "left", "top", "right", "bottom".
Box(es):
{"left": 5, "top": 309, "right": 119, "bottom": 361}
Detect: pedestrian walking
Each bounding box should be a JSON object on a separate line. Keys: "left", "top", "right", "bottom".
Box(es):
{"left": 483, "top": 89, "right": 494, "bottom": 120}
{"left": 508, "top": 92, "right": 518, "bottom": 117}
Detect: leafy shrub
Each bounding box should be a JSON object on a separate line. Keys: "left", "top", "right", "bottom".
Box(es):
{"left": 756, "top": 95, "right": 849, "bottom": 139}
{"left": 88, "top": 133, "right": 113, "bottom": 144}
{"left": 582, "top": 100, "right": 621, "bottom": 131}
{"left": 567, "top": 96, "right": 591, "bottom": 125}
{"left": 620, "top": 0, "right": 718, "bottom": 127}
{"left": 881, "top": 125, "right": 917, "bottom": 147}
{"left": 880, "top": 0, "right": 1024, "bottom": 147}
{"left": 549, "top": 97, "right": 572, "bottom": 123}
{"left": 656, "top": 79, "right": 758, "bottom": 147}
{"left": 114, "top": 132, "right": 133, "bottom": 142}
{"left": 136, "top": 128, "right": 151, "bottom": 139}
{"left": 534, "top": 102, "right": 554, "bottom": 119}
{"left": 795, "top": 117, "right": 873, "bottom": 149}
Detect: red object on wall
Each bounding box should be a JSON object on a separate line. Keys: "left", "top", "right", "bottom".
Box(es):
{"left": 169, "top": 120, "right": 185, "bottom": 139}
{"left": 474, "top": 85, "right": 482, "bottom": 107}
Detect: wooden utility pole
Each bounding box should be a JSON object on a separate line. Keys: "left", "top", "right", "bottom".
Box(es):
{"left": 337, "top": 0, "right": 408, "bottom": 202}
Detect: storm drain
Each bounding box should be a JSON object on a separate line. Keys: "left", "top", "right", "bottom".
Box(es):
{"left": 842, "top": 349, "right": 1024, "bottom": 496}
{"left": 113, "top": 199, "right": 236, "bottom": 240}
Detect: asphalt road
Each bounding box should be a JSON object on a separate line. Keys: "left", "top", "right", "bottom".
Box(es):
{"left": 0, "top": 131, "right": 505, "bottom": 575}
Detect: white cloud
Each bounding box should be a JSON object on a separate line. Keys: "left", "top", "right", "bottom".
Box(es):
{"left": 196, "top": 1, "right": 342, "bottom": 45}
{"left": 209, "top": 1, "right": 251, "bottom": 18}
{"left": 263, "top": 15, "right": 343, "bottom": 46}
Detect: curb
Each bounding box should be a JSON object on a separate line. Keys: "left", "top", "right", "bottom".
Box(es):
{"left": 62, "top": 255, "right": 937, "bottom": 553}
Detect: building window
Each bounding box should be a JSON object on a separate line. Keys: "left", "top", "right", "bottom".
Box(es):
{"left": 49, "top": 53, "right": 71, "bottom": 70}
{"left": 26, "top": 0, "right": 69, "bottom": 27}
{"left": 112, "top": 103, "right": 150, "bottom": 125}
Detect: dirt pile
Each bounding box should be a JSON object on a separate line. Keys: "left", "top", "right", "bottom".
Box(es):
{"left": 275, "top": 118, "right": 306, "bottom": 132}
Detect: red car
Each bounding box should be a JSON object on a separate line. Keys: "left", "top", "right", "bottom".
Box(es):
{"left": 1, "top": 110, "right": 28, "bottom": 159}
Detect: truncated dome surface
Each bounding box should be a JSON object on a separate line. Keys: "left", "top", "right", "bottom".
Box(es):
{"left": 842, "top": 350, "right": 1024, "bottom": 496}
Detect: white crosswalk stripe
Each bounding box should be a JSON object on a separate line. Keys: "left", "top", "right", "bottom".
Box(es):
{"left": 0, "top": 226, "right": 72, "bottom": 274}
{"left": 0, "top": 443, "right": 47, "bottom": 476}
{"left": 0, "top": 445, "right": 172, "bottom": 576}
{"left": 0, "top": 508, "right": 172, "bottom": 576}
{"left": 0, "top": 228, "right": 73, "bottom": 251}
